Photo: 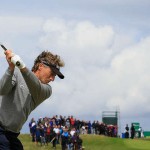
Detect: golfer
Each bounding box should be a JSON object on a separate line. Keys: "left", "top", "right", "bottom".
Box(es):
{"left": 0, "top": 49, "right": 65, "bottom": 150}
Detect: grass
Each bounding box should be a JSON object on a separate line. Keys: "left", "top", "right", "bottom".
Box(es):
{"left": 19, "top": 134, "right": 150, "bottom": 150}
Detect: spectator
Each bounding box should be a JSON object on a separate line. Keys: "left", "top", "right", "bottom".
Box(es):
{"left": 70, "top": 128, "right": 76, "bottom": 137}
{"left": 95, "top": 121, "right": 99, "bottom": 134}
{"left": 35, "top": 125, "right": 41, "bottom": 145}
{"left": 58, "top": 125, "right": 63, "bottom": 144}
{"left": 39, "top": 123, "right": 46, "bottom": 146}
{"left": 45, "top": 124, "right": 51, "bottom": 145}
{"left": 29, "top": 118, "right": 35, "bottom": 136}
{"left": 50, "top": 129, "right": 57, "bottom": 149}
{"left": 92, "top": 121, "right": 96, "bottom": 134}
{"left": 74, "top": 119, "right": 81, "bottom": 134}
{"left": 53, "top": 125, "right": 60, "bottom": 144}
{"left": 130, "top": 124, "right": 135, "bottom": 139}
{"left": 76, "top": 134, "right": 83, "bottom": 150}
{"left": 70, "top": 116, "right": 75, "bottom": 128}
{"left": 87, "top": 121, "right": 92, "bottom": 134}
{"left": 81, "top": 125, "right": 86, "bottom": 134}
{"left": 31, "top": 121, "right": 36, "bottom": 142}
{"left": 61, "top": 127, "right": 69, "bottom": 150}
{"left": 125, "top": 124, "right": 129, "bottom": 138}
{"left": 66, "top": 116, "right": 71, "bottom": 129}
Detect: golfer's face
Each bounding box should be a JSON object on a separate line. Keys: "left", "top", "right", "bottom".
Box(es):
{"left": 40, "top": 65, "right": 56, "bottom": 84}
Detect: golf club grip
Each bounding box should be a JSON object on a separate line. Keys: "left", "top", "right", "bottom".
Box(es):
{"left": 1, "top": 45, "right": 7, "bottom": 51}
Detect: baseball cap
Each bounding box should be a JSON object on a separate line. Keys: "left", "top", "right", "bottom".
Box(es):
{"left": 42, "top": 61, "right": 64, "bottom": 79}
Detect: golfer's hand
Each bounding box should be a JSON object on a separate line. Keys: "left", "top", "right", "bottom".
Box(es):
{"left": 4, "top": 50, "right": 15, "bottom": 71}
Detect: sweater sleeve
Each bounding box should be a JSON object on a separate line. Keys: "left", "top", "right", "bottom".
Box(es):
{"left": 0, "top": 68, "right": 16, "bottom": 95}
{"left": 21, "top": 68, "right": 52, "bottom": 106}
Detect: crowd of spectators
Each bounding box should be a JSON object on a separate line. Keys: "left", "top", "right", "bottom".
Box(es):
{"left": 29, "top": 115, "right": 118, "bottom": 149}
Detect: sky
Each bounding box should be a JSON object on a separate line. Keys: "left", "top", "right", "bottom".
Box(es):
{"left": 0, "top": 0, "right": 150, "bottom": 135}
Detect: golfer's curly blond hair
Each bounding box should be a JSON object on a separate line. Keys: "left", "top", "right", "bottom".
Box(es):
{"left": 32, "top": 51, "right": 65, "bottom": 72}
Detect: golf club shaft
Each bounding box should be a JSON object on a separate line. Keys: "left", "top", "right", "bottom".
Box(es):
{"left": 0, "top": 44, "right": 7, "bottom": 51}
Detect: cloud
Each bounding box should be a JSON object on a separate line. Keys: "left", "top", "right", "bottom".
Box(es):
{"left": 40, "top": 18, "right": 114, "bottom": 47}
{"left": 108, "top": 37, "right": 150, "bottom": 114}
{"left": 39, "top": 18, "right": 116, "bottom": 67}
{"left": 0, "top": 16, "right": 43, "bottom": 36}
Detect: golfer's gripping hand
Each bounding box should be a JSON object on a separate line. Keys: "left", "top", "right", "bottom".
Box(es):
{"left": 4, "top": 50, "right": 26, "bottom": 70}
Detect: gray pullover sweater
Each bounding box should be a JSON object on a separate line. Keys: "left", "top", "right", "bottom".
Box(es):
{"left": 0, "top": 67, "right": 52, "bottom": 133}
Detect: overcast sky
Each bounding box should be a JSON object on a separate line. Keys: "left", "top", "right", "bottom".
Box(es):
{"left": 0, "top": 0, "right": 150, "bottom": 134}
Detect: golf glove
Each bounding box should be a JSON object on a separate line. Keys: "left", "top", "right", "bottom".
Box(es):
{"left": 11, "top": 54, "right": 26, "bottom": 69}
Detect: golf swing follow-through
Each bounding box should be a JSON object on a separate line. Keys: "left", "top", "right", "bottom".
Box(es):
{"left": 0, "top": 44, "right": 65, "bottom": 150}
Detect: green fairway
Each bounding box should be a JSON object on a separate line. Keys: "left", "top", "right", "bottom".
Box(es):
{"left": 19, "top": 134, "right": 150, "bottom": 150}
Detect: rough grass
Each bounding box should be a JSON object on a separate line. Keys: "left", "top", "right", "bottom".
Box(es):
{"left": 19, "top": 134, "right": 150, "bottom": 150}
